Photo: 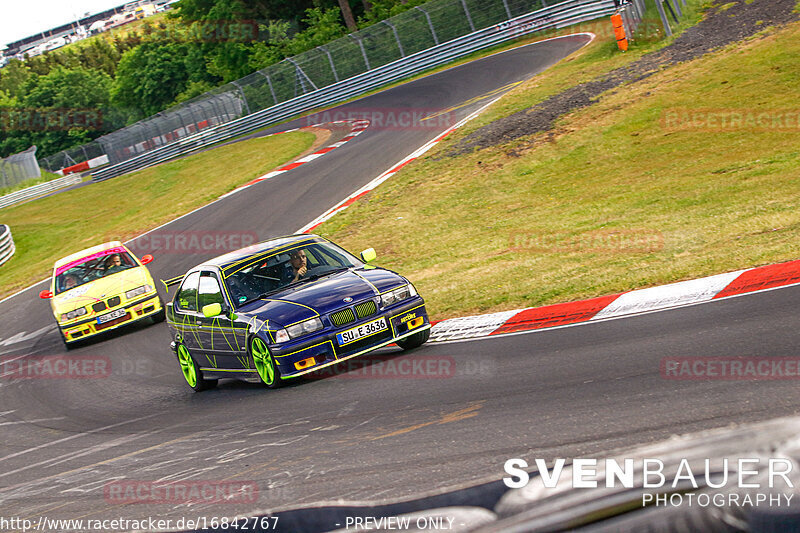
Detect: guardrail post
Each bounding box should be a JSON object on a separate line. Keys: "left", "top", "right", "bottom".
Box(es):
{"left": 415, "top": 6, "right": 439, "bottom": 46}
{"left": 669, "top": 0, "right": 682, "bottom": 18}
{"left": 460, "top": 0, "right": 475, "bottom": 32}
{"left": 655, "top": 0, "right": 673, "bottom": 36}
{"left": 383, "top": 20, "right": 405, "bottom": 57}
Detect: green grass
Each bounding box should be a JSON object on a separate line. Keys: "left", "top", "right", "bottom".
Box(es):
{"left": 0, "top": 131, "right": 315, "bottom": 297}
{"left": 318, "top": 14, "right": 800, "bottom": 320}
{"left": 0, "top": 170, "right": 67, "bottom": 197}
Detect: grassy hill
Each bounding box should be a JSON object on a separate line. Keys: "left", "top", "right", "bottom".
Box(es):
{"left": 318, "top": 0, "right": 800, "bottom": 319}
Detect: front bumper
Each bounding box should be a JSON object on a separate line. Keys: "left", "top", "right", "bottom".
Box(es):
{"left": 59, "top": 293, "right": 162, "bottom": 343}
{"left": 270, "top": 298, "right": 429, "bottom": 379}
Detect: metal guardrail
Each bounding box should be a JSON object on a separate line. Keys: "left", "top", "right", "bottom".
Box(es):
{"left": 0, "top": 174, "right": 83, "bottom": 210}
{"left": 91, "top": 0, "right": 617, "bottom": 182}
{"left": 0, "top": 225, "right": 15, "bottom": 267}
{"left": 0, "top": 146, "right": 41, "bottom": 190}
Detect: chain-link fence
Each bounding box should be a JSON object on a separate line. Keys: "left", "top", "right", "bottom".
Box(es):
{"left": 42, "top": 0, "right": 561, "bottom": 171}
{"left": 0, "top": 146, "right": 41, "bottom": 189}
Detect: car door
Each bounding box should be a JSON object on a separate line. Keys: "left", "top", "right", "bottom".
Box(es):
{"left": 173, "top": 271, "right": 203, "bottom": 358}
{"left": 196, "top": 271, "right": 242, "bottom": 371}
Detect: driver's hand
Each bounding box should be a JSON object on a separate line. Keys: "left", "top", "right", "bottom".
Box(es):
{"left": 298, "top": 265, "right": 307, "bottom": 277}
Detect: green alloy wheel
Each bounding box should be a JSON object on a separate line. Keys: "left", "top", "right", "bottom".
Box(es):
{"left": 251, "top": 337, "right": 283, "bottom": 389}
{"left": 177, "top": 343, "right": 216, "bottom": 392}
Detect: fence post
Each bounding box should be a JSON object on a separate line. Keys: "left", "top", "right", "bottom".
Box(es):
{"left": 415, "top": 6, "right": 439, "bottom": 46}
{"left": 501, "top": 0, "right": 512, "bottom": 19}
{"left": 349, "top": 34, "right": 371, "bottom": 71}
{"left": 231, "top": 81, "right": 252, "bottom": 115}
{"left": 460, "top": 0, "right": 475, "bottom": 32}
{"left": 655, "top": 0, "right": 673, "bottom": 36}
{"left": 383, "top": 20, "right": 405, "bottom": 57}
{"left": 319, "top": 46, "right": 339, "bottom": 82}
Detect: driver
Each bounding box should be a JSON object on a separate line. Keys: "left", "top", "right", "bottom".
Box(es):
{"left": 286, "top": 249, "right": 308, "bottom": 283}
{"left": 104, "top": 253, "right": 124, "bottom": 275}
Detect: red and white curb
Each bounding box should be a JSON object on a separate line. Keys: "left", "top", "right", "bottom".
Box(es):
{"left": 219, "top": 120, "right": 370, "bottom": 200}
{"left": 428, "top": 259, "right": 800, "bottom": 342}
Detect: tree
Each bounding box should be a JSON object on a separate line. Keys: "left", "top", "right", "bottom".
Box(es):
{"left": 16, "top": 67, "right": 115, "bottom": 157}
{"left": 337, "top": 0, "right": 358, "bottom": 31}
{"left": 113, "top": 42, "right": 214, "bottom": 119}
{"left": 0, "top": 60, "right": 33, "bottom": 100}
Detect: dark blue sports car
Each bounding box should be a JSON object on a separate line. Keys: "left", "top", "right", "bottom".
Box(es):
{"left": 164, "top": 234, "right": 430, "bottom": 391}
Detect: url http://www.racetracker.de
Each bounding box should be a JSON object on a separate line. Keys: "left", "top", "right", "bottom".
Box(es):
{"left": 0, "top": 515, "right": 280, "bottom": 532}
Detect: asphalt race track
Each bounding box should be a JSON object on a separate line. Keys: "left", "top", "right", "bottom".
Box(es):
{"left": 1, "top": 33, "right": 799, "bottom": 527}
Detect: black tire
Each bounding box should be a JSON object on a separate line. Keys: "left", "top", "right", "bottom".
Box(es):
{"left": 397, "top": 328, "right": 430, "bottom": 350}
{"left": 176, "top": 343, "right": 217, "bottom": 392}
{"left": 58, "top": 327, "right": 74, "bottom": 351}
{"left": 250, "top": 336, "right": 283, "bottom": 389}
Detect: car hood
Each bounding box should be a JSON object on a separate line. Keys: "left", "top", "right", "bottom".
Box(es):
{"left": 238, "top": 268, "right": 408, "bottom": 326}
{"left": 52, "top": 267, "right": 152, "bottom": 314}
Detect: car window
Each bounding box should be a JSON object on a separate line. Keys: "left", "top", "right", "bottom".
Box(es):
{"left": 198, "top": 274, "right": 225, "bottom": 311}
{"left": 176, "top": 272, "right": 200, "bottom": 312}
{"left": 225, "top": 242, "right": 363, "bottom": 306}
{"left": 54, "top": 250, "right": 138, "bottom": 294}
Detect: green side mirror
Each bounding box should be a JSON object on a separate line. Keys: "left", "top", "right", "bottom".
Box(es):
{"left": 202, "top": 303, "right": 222, "bottom": 318}
{"left": 360, "top": 248, "right": 377, "bottom": 263}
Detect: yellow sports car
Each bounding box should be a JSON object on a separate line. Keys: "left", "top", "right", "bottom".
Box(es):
{"left": 40, "top": 241, "right": 164, "bottom": 347}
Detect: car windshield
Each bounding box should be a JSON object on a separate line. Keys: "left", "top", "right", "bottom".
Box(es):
{"left": 225, "top": 242, "right": 361, "bottom": 307}
{"left": 55, "top": 251, "right": 137, "bottom": 294}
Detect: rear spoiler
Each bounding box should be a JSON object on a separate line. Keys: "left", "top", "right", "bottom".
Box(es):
{"left": 160, "top": 275, "right": 184, "bottom": 293}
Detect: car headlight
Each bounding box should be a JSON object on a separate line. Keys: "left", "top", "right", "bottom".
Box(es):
{"left": 274, "top": 329, "right": 290, "bottom": 343}
{"left": 380, "top": 284, "right": 416, "bottom": 308}
{"left": 125, "top": 284, "right": 153, "bottom": 299}
{"left": 60, "top": 307, "right": 87, "bottom": 321}
{"left": 285, "top": 317, "right": 323, "bottom": 339}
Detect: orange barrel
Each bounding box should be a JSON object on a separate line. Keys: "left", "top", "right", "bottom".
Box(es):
{"left": 611, "top": 13, "right": 628, "bottom": 51}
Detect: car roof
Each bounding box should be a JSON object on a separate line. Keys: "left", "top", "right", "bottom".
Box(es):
{"left": 198, "top": 234, "right": 321, "bottom": 273}
{"left": 54, "top": 241, "right": 127, "bottom": 269}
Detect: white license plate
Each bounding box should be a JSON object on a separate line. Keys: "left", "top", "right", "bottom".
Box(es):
{"left": 337, "top": 317, "right": 387, "bottom": 346}
{"left": 97, "top": 308, "right": 126, "bottom": 324}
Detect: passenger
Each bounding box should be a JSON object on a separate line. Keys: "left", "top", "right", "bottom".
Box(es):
{"left": 63, "top": 273, "right": 80, "bottom": 290}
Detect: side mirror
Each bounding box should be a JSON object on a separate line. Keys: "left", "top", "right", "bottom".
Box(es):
{"left": 39, "top": 290, "right": 53, "bottom": 299}
{"left": 360, "top": 248, "right": 377, "bottom": 263}
{"left": 202, "top": 303, "right": 222, "bottom": 318}
{"left": 140, "top": 254, "right": 154, "bottom": 265}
